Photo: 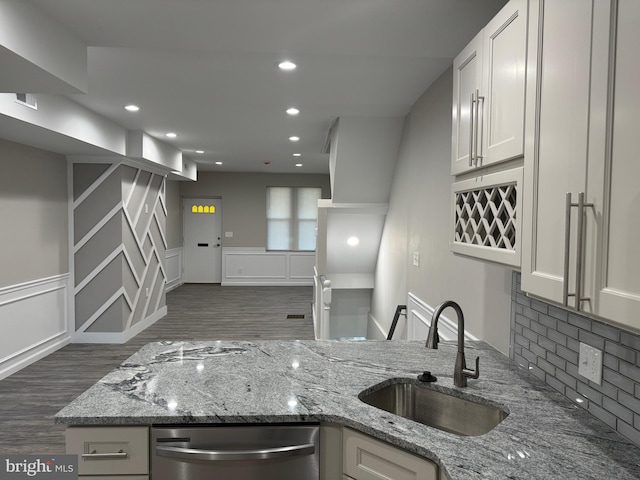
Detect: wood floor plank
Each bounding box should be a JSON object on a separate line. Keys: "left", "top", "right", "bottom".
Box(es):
{"left": 0, "top": 284, "right": 314, "bottom": 453}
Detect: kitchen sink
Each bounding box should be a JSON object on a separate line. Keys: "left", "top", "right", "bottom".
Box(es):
{"left": 359, "top": 380, "right": 508, "bottom": 436}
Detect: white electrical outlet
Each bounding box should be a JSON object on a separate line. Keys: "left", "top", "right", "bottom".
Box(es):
{"left": 145, "top": 287, "right": 150, "bottom": 298}
{"left": 225, "top": 232, "right": 233, "bottom": 237}
{"left": 413, "top": 252, "right": 420, "bottom": 267}
{"left": 578, "top": 342, "right": 603, "bottom": 384}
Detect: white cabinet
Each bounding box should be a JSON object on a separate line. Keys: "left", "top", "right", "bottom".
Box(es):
{"left": 521, "top": 0, "right": 640, "bottom": 331}
{"left": 66, "top": 426, "right": 149, "bottom": 478}
{"left": 343, "top": 428, "right": 438, "bottom": 480}
{"left": 451, "top": 0, "right": 528, "bottom": 175}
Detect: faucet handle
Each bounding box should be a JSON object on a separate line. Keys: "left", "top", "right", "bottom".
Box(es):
{"left": 463, "top": 356, "right": 480, "bottom": 380}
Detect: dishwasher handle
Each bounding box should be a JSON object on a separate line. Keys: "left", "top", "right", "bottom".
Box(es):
{"left": 156, "top": 442, "right": 315, "bottom": 462}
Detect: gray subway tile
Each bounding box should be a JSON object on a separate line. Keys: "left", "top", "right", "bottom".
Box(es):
{"left": 618, "top": 391, "right": 640, "bottom": 417}
{"left": 567, "top": 337, "right": 581, "bottom": 354}
{"left": 530, "top": 342, "right": 547, "bottom": 358}
{"left": 604, "top": 341, "right": 636, "bottom": 364}
{"left": 538, "top": 313, "right": 558, "bottom": 330}
{"left": 537, "top": 357, "right": 556, "bottom": 376}
{"left": 587, "top": 402, "right": 617, "bottom": 429}
{"left": 530, "top": 320, "right": 547, "bottom": 336}
{"left": 521, "top": 347, "right": 538, "bottom": 365}
{"left": 548, "top": 305, "right": 569, "bottom": 322}
{"left": 619, "top": 360, "right": 640, "bottom": 384}
{"left": 530, "top": 364, "right": 546, "bottom": 382}
{"left": 547, "top": 352, "right": 566, "bottom": 370}
{"left": 566, "top": 387, "right": 589, "bottom": 410}
{"left": 592, "top": 321, "right": 620, "bottom": 342}
{"left": 621, "top": 331, "right": 640, "bottom": 352}
{"left": 577, "top": 382, "right": 603, "bottom": 406}
{"left": 566, "top": 362, "right": 580, "bottom": 380}
{"left": 617, "top": 420, "right": 640, "bottom": 447}
{"left": 578, "top": 330, "right": 606, "bottom": 350}
{"left": 603, "top": 367, "right": 635, "bottom": 395}
{"left": 556, "top": 369, "right": 577, "bottom": 390}
{"left": 547, "top": 328, "right": 568, "bottom": 347}
{"left": 515, "top": 333, "right": 530, "bottom": 349}
{"left": 516, "top": 304, "right": 524, "bottom": 315}
{"left": 636, "top": 414, "right": 640, "bottom": 430}
{"left": 546, "top": 376, "right": 565, "bottom": 395}
{"left": 588, "top": 378, "right": 619, "bottom": 400}
{"left": 516, "top": 292, "right": 530, "bottom": 307}
{"left": 602, "top": 396, "right": 634, "bottom": 425}
{"left": 522, "top": 306, "right": 539, "bottom": 321}
{"left": 568, "top": 313, "right": 592, "bottom": 331}
{"left": 538, "top": 335, "right": 557, "bottom": 353}
{"left": 603, "top": 353, "right": 619, "bottom": 371}
{"left": 514, "top": 313, "right": 530, "bottom": 329}
{"left": 557, "top": 344, "right": 579, "bottom": 365}
{"left": 558, "top": 321, "right": 580, "bottom": 339}
{"left": 513, "top": 353, "right": 529, "bottom": 369}
{"left": 531, "top": 299, "right": 549, "bottom": 315}
{"left": 522, "top": 326, "right": 538, "bottom": 343}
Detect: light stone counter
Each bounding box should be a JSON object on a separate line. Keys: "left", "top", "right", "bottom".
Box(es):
{"left": 55, "top": 340, "right": 640, "bottom": 479}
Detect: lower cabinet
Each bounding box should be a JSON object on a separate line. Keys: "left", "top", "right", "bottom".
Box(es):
{"left": 66, "top": 426, "right": 149, "bottom": 478}
{"left": 343, "top": 427, "right": 439, "bottom": 480}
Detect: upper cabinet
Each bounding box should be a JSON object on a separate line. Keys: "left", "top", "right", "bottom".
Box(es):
{"left": 451, "top": 0, "right": 528, "bottom": 176}
{"left": 521, "top": 0, "right": 640, "bottom": 332}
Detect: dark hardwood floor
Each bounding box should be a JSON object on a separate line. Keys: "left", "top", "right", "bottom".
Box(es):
{"left": 0, "top": 284, "right": 314, "bottom": 453}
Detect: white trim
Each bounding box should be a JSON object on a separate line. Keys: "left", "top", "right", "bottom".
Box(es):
{"left": 165, "top": 247, "right": 183, "bottom": 292}
{"left": 0, "top": 274, "right": 71, "bottom": 380}
{"left": 221, "top": 247, "right": 314, "bottom": 286}
{"left": 406, "top": 292, "right": 479, "bottom": 342}
{"left": 72, "top": 306, "right": 167, "bottom": 344}
{"left": 72, "top": 162, "right": 121, "bottom": 209}
{"left": 73, "top": 201, "right": 124, "bottom": 253}
{"left": 75, "top": 287, "right": 127, "bottom": 333}
{"left": 367, "top": 312, "right": 387, "bottom": 340}
{"left": 74, "top": 246, "right": 124, "bottom": 294}
{"left": 124, "top": 168, "right": 141, "bottom": 208}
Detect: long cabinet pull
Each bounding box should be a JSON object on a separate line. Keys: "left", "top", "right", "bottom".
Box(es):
{"left": 156, "top": 443, "right": 315, "bottom": 462}
{"left": 469, "top": 92, "right": 476, "bottom": 167}
{"left": 81, "top": 450, "right": 128, "bottom": 460}
{"left": 563, "top": 192, "right": 593, "bottom": 311}
{"left": 475, "top": 88, "right": 484, "bottom": 164}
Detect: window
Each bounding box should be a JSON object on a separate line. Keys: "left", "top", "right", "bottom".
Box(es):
{"left": 267, "top": 186, "right": 322, "bottom": 251}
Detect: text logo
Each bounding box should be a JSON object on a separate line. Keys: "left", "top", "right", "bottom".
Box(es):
{"left": 0, "top": 455, "right": 77, "bottom": 479}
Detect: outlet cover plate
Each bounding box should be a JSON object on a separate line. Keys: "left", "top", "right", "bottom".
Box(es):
{"left": 578, "top": 342, "right": 603, "bottom": 384}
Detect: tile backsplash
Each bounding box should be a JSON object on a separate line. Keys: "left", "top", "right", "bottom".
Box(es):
{"left": 510, "top": 272, "right": 640, "bottom": 447}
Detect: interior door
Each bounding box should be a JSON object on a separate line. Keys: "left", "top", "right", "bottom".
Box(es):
{"left": 183, "top": 198, "right": 222, "bottom": 283}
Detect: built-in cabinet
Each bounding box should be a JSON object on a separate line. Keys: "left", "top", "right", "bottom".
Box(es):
{"left": 343, "top": 427, "right": 440, "bottom": 480}
{"left": 521, "top": 0, "right": 640, "bottom": 332}
{"left": 450, "top": 0, "right": 528, "bottom": 267}
{"left": 66, "top": 426, "right": 149, "bottom": 479}
{"left": 451, "top": 0, "right": 527, "bottom": 176}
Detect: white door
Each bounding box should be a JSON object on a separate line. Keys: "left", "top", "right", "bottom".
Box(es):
{"left": 183, "top": 198, "right": 222, "bottom": 283}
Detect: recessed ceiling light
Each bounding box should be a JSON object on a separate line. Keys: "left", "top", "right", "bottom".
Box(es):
{"left": 196, "top": 150, "right": 204, "bottom": 154}
{"left": 289, "top": 136, "right": 300, "bottom": 142}
{"left": 124, "top": 104, "right": 140, "bottom": 112}
{"left": 165, "top": 132, "right": 177, "bottom": 138}
{"left": 278, "top": 60, "right": 297, "bottom": 71}
{"left": 347, "top": 236, "right": 360, "bottom": 246}
{"left": 295, "top": 163, "right": 303, "bottom": 167}
{"left": 286, "top": 107, "right": 300, "bottom": 115}
{"left": 293, "top": 153, "right": 301, "bottom": 157}
{"left": 215, "top": 161, "right": 223, "bottom": 165}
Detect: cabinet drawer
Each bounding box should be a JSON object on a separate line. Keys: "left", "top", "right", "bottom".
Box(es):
{"left": 66, "top": 426, "right": 149, "bottom": 476}
{"left": 343, "top": 428, "right": 437, "bottom": 480}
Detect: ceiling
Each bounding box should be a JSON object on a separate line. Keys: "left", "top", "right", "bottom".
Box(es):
{"left": 27, "top": 0, "right": 507, "bottom": 174}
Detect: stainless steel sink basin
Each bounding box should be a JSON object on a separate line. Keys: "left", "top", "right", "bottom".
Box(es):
{"left": 359, "top": 380, "right": 508, "bottom": 436}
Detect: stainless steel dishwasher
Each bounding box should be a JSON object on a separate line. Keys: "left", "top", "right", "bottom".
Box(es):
{"left": 151, "top": 424, "right": 319, "bottom": 480}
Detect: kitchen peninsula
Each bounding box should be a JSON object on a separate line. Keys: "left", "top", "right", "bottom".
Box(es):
{"left": 55, "top": 340, "right": 640, "bottom": 479}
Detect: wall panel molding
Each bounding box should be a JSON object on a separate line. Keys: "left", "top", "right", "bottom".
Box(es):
{"left": 0, "top": 274, "right": 71, "bottom": 380}
{"left": 406, "top": 292, "right": 479, "bottom": 342}
{"left": 165, "top": 247, "right": 182, "bottom": 292}
{"left": 222, "top": 247, "right": 314, "bottom": 286}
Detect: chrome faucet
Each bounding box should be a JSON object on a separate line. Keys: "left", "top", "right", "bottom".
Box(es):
{"left": 425, "top": 300, "right": 479, "bottom": 387}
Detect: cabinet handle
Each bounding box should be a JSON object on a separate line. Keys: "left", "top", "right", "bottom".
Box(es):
{"left": 81, "top": 450, "right": 128, "bottom": 460}
{"left": 563, "top": 192, "right": 593, "bottom": 311}
{"left": 475, "top": 88, "right": 484, "bottom": 165}
{"left": 469, "top": 92, "right": 476, "bottom": 167}
{"left": 156, "top": 443, "right": 315, "bottom": 462}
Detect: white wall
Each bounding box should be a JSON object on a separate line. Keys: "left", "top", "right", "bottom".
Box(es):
{"left": 370, "top": 68, "right": 513, "bottom": 355}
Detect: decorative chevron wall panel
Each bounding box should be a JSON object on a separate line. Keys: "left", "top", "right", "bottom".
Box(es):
{"left": 72, "top": 163, "right": 167, "bottom": 342}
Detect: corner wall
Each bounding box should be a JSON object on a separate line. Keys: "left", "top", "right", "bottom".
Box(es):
{"left": 370, "top": 67, "right": 513, "bottom": 354}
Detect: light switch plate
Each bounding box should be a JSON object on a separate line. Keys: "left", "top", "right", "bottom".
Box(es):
{"left": 413, "top": 252, "right": 420, "bottom": 267}
{"left": 578, "top": 342, "right": 603, "bottom": 384}
{"left": 225, "top": 232, "right": 233, "bottom": 237}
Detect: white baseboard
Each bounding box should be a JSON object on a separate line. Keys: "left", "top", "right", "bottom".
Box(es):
{"left": 72, "top": 306, "right": 167, "bottom": 344}
{"left": 0, "top": 274, "right": 71, "bottom": 380}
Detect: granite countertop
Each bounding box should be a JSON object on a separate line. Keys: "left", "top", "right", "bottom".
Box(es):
{"left": 55, "top": 340, "right": 640, "bottom": 479}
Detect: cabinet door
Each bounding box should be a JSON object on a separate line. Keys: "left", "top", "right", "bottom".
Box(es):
{"left": 481, "top": 0, "right": 527, "bottom": 167}
{"left": 343, "top": 428, "right": 437, "bottom": 480}
{"left": 452, "top": 31, "right": 483, "bottom": 175}
{"left": 585, "top": 0, "right": 640, "bottom": 328}
{"left": 521, "top": 0, "right": 594, "bottom": 304}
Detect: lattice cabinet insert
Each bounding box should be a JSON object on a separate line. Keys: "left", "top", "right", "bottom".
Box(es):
{"left": 451, "top": 168, "right": 522, "bottom": 267}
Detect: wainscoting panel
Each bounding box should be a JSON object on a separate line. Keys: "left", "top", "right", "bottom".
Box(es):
{"left": 165, "top": 247, "right": 182, "bottom": 292}
{"left": 222, "top": 248, "right": 314, "bottom": 286}
{"left": 406, "top": 292, "right": 478, "bottom": 342}
{"left": 0, "top": 274, "right": 71, "bottom": 380}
